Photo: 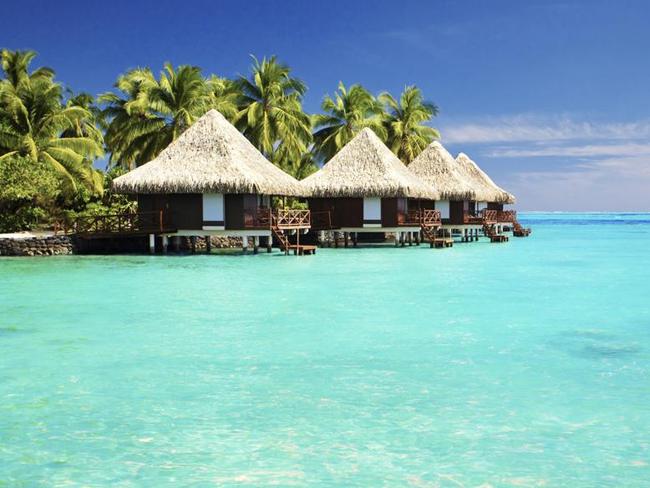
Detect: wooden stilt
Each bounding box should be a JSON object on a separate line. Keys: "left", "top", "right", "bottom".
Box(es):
{"left": 408, "top": 232, "right": 413, "bottom": 246}
{"left": 190, "top": 236, "right": 196, "bottom": 254}
{"left": 162, "top": 235, "right": 168, "bottom": 254}
{"left": 344, "top": 232, "right": 349, "bottom": 248}
{"left": 267, "top": 235, "right": 272, "bottom": 253}
{"left": 242, "top": 235, "right": 248, "bottom": 254}
{"left": 254, "top": 236, "right": 259, "bottom": 254}
{"left": 395, "top": 232, "right": 400, "bottom": 247}
{"left": 149, "top": 234, "right": 155, "bottom": 254}
{"left": 206, "top": 236, "right": 212, "bottom": 253}
{"left": 295, "top": 230, "right": 300, "bottom": 256}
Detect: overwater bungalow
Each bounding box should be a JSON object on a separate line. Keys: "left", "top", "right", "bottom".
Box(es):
{"left": 455, "top": 153, "right": 529, "bottom": 237}
{"left": 408, "top": 142, "right": 478, "bottom": 237}
{"left": 111, "top": 109, "right": 312, "bottom": 254}
{"left": 301, "top": 128, "right": 439, "bottom": 246}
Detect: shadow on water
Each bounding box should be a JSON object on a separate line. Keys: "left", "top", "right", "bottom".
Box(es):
{"left": 550, "top": 329, "right": 641, "bottom": 360}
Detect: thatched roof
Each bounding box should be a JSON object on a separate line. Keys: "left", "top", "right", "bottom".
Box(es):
{"left": 455, "top": 153, "right": 516, "bottom": 204}
{"left": 112, "top": 110, "right": 306, "bottom": 196}
{"left": 301, "top": 128, "right": 438, "bottom": 199}
{"left": 408, "top": 141, "right": 477, "bottom": 201}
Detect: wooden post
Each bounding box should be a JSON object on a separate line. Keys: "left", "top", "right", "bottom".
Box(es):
{"left": 415, "top": 232, "right": 420, "bottom": 245}
{"left": 242, "top": 235, "right": 248, "bottom": 254}
{"left": 254, "top": 236, "right": 259, "bottom": 254}
{"left": 295, "top": 230, "right": 299, "bottom": 256}
{"left": 395, "top": 232, "right": 400, "bottom": 247}
{"left": 190, "top": 236, "right": 196, "bottom": 254}
{"left": 162, "top": 235, "right": 168, "bottom": 254}
{"left": 353, "top": 232, "right": 358, "bottom": 247}
{"left": 266, "top": 235, "right": 272, "bottom": 253}
{"left": 344, "top": 232, "right": 348, "bottom": 248}
{"left": 408, "top": 232, "right": 413, "bottom": 246}
{"left": 149, "top": 234, "right": 155, "bottom": 254}
{"left": 206, "top": 236, "right": 212, "bottom": 253}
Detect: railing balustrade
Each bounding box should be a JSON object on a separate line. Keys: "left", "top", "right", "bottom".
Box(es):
{"left": 244, "top": 207, "right": 311, "bottom": 229}
{"left": 71, "top": 210, "right": 169, "bottom": 235}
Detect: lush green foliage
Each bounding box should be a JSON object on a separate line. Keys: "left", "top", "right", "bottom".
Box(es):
{"left": 380, "top": 86, "right": 440, "bottom": 164}
{"left": 313, "top": 82, "right": 386, "bottom": 162}
{"left": 0, "top": 48, "right": 441, "bottom": 232}
{"left": 234, "top": 56, "right": 312, "bottom": 171}
{"left": 100, "top": 63, "right": 232, "bottom": 170}
{"left": 0, "top": 155, "right": 60, "bottom": 232}
{"left": 0, "top": 50, "right": 104, "bottom": 193}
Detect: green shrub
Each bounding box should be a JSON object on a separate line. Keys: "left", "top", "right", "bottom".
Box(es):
{"left": 0, "top": 156, "right": 60, "bottom": 232}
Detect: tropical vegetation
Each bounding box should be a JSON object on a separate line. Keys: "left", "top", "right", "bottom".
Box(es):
{"left": 0, "top": 48, "right": 440, "bottom": 232}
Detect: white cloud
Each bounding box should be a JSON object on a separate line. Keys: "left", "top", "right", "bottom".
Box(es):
{"left": 441, "top": 114, "right": 650, "bottom": 144}
{"left": 487, "top": 143, "right": 650, "bottom": 158}
{"left": 505, "top": 155, "right": 650, "bottom": 211}
{"left": 438, "top": 113, "right": 650, "bottom": 211}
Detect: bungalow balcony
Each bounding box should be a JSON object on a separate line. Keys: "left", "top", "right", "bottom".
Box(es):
{"left": 243, "top": 208, "right": 311, "bottom": 230}
{"left": 497, "top": 210, "right": 517, "bottom": 223}
{"left": 463, "top": 209, "right": 498, "bottom": 225}
{"left": 405, "top": 209, "right": 442, "bottom": 227}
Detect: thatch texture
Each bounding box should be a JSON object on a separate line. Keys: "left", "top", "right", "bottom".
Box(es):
{"left": 408, "top": 142, "right": 477, "bottom": 201}
{"left": 112, "top": 110, "right": 306, "bottom": 196}
{"left": 301, "top": 128, "right": 438, "bottom": 199}
{"left": 455, "top": 153, "right": 516, "bottom": 204}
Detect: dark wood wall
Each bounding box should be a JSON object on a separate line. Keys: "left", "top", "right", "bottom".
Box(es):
{"left": 308, "top": 197, "right": 363, "bottom": 228}
{"left": 138, "top": 193, "right": 202, "bottom": 230}
{"left": 224, "top": 194, "right": 258, "bottom": 230}
{"left": 381, "top": 198, "right": 408, "bottom": 226}
{"left": 138, "top": 193, "right": 264, "bottom": 231}
{"left": 448, "top": 200, "right": 465, "bottom": 225}
{"left": 488, "top": 202, "right": 504, "bottom": 211}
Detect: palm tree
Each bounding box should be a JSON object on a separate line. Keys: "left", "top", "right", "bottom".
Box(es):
{"left": 380, "top": 86, "right": 440, "bottom": 164}
{"left": 64, "top": 91, "right": 105, "bottom": 146}
{"left": 206, "top": 75, "right": 240, "bottom": 121}
{"left": 312, "top": 82, "right": 386, "bottom": 162}
{"left": 101, "top": 63, "right": 217, "bottom": 169}
{"left": 0, "top": 49, "right": 104, "bottom": 193}
{"left": 1, "top": 49, "right": 53, "bottom": 88}
{"left": 235, "top": 56, "right": 312, "bottom": 168}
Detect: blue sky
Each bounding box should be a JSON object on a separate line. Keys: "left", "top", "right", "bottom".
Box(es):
{"left": 3, "top": 0, "right": 649, "bottom": 210}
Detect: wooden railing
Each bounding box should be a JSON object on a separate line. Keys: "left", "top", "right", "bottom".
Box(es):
{"left": 497, "top": 210, "right": 517, "bottom": 222}
{"left": 244, "top": 208, "right": 311, "bottom": 229}
{"left": 275, "top": 209, "right": 311, "bottom": 228}
{"left": 463, "top": 213, "right": 482, "bottom": 224}
{"left": 482, "top": 209, "right": 498, "bottom": 223}
{"left": 463, "top": 209, "right": 498, "bottom": 224}
{"left": 420, "top": 209, "right": 442, "bottom": 227}
{"left": 404, "top": 209, "right": 441, "bottom": 227}
{"left": 71, "top": 210, "right": 171, "bottom": 235}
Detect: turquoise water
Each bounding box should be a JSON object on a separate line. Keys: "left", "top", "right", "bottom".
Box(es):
{"left": 1, "top": 213, "right": 649, "bottom": 486}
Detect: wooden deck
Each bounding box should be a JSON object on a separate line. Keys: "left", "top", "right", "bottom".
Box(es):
{"left": 432, "top": 237, "right": 454, "bottom": 248}
{"left": 288, "top": 244, "right": 317, "bottom": 255}
{"left": 490, "top": 234, "right": 509, "bottom": 243}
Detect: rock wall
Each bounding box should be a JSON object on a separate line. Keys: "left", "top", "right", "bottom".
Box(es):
{"left": 177, "top": 236, "right": 258, "bottom": 251}
{"left": 0, "top": 236, "right": 74, "bottom": 256}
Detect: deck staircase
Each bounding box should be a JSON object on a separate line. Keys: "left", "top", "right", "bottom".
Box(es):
{"left": 418, "top": 209, "right": 452, "bottom": 248}
{"left": 269, "top": 209, "right": 316, "bottom": 255}
{"left": 483, "top": 222, "right": 509, "bottom": 242}
{"left": 512, "top": 220, "right": 532, "bottom": 237}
